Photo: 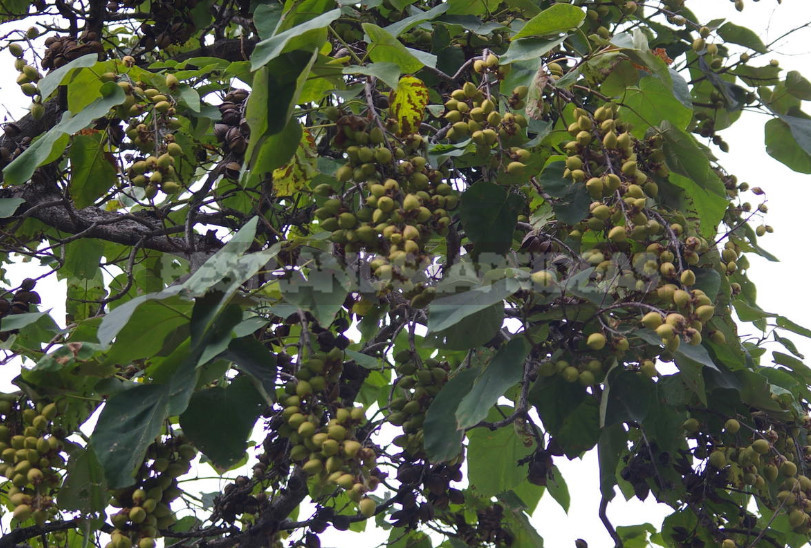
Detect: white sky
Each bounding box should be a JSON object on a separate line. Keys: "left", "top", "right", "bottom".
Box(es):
{"left": 2, "top": 1, "right": 811, "bottom": 547}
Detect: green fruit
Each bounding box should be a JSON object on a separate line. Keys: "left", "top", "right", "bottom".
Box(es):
{"left": 641, "top": 312, "right": 662, "bottom": 329}
{"left": 562, "top": 366, "right": 579, "bottom": 383}
{"left": 9, "top": 43, "right": 24, "bottom": 57}
{"left": 129, "top": 506, "right": 147, "bottom": 523}
{"left": 586, "top": 333, "right": 606, "bottom": 350}
{"left": 12, "top": 504, "right": 32, "bottom": 521}
{"left": 708, "top": 450, "right": 726, "bottom": 468}
{"left": 781, "top": 460, "right": 798, "bottom": 477}
{"left": 607, "top": 226, "right": 626, "bottom": 243}
{"left": 724, "top": 419, "right": 740, "bottom": 433}
{"left": 682, "top": 418, "right": 700, "bottom": 433}
{"left": 751, "top": 439, "right": 770, "bottom": 455}
{"left": 530, "top": 270, "right": 556, "bottom": 287}
{"left": 358, "top": 497, "right": 376, "bottom": 517}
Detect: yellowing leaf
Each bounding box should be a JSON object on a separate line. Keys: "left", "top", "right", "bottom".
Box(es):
{"left": 389, "top": 75, "right": 429, "bottom": 136}
{"left": 272, "top": 128, "right": 317, "bottom": 196}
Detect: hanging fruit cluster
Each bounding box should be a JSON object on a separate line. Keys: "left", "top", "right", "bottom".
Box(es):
{"left": 0, "top": 399, "right": 65, "bottom": 526}
{"left": 106, "top": 435, "right": 197, "bottom": 548}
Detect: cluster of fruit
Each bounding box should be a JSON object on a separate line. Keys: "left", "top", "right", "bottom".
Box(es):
{"left": 319, "top": 114, "right": 457, "bottom": 279}
{"left": 1, "top": 399, "right": 64, "bottom": 526}
{"left": 276, "top": 342, "right": 379, "bottom": 516}
{"left": 388, "top": 351, "right": 450, "bottom": 458}
{"left": 0, "top": 279, "right": 41, "bottom": 339}
{"left": 119, "top": 73, "right": 186, "bottom": 198}
{"left": 443, "top": 80, "right": 529, "bottom": 153}
{"left": 106, "top": 435, "right": 197, "bottom": 548}
{"left": 678, "top": 416, "right": 811, "bottom": 537}
{"left": 213, "top": 88, "right": 250, "bottom": 179}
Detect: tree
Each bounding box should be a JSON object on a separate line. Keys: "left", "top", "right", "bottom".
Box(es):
{"left": 1, "top": 0, "right": 811, "bottom": 545}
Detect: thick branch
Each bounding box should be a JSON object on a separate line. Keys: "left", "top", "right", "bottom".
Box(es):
{"left": 0, "top": 172, "right": 222, "bottom": 258}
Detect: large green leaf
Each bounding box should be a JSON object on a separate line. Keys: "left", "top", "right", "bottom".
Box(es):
{"left": 223, "top": 337, "right": 278, "bottom": 403}
{"left": 458, "top": 181, "right": 523, "bottom": 255}
{"left": 467, "top": 406, "right": 534, "bottom": 497}
{"left": 89, "top": 383, "right": 171, "bottom": 488}
{"left": 597, "top": 423, "right": 627, "bottom": 501}
{"left": 69, "top": 133, "right": 118, "bottom": 208}
{"left": 672, "top": 344, "right": 720, "bottom": 406}
{"left": 58, "top": 447, "right": 108, "bottom": 514}
{"left": 250, "top": 9, "right": 340, "bottom": 69}
{"left": 511, "top": 3, "right": 585, "bottom": 40}
{"left": 777, "top": 114, "right": 811, "bottom": 163}
{"left": 428, "top": 302, "right": 504, "bottom": 350}
{"left": 600, "top": 369, "right": 654, "bottom": 427}
{"left": 37, "top": 53, "right": 100, "bottom": 101}
{"left": 342, "top": 62, "right": 402, "bottom": 90}
{"left": 384, "top": 4, "right": 449, "bottom": 37}
{"left": 765, "top": 118, "right": 811, "bottom": 173}
{"left": 620, "top": 77, "right": 692, "bottom": 137}
{"left": 500, "top": 37, "right": 564, "bottom": 65}
{"left": 243, "top": 50, "right": 318, "bottom": 187}
{"left": 427, "top": 278, "right": 517, "bottom": 333}
{"left": 538, "top": 161, "right": 590, "bottom": 224}
{"left": 280, "top": 255, "right": 351, "bottom": 326}
{"left": 717, "top": 22, "right": 768, "bottom": 54}
{"left": 423, "top": 367, "right": 479, "bottom": 462}
{"left": 3, "top": 82, "right": 126, "bottom": 185}
{"left": 455, "top": 337, "right": 531, "bottom": 429}
{"left": 529, "top": 377, "right": 600, "bottom": 458}
{"left": 0, "top": 197, "right": 24, "bottom": 217}
{"left": 179, "top": 376, "right": 265, "bottom": 469}
{"left": 363, "top": 23, "right": 434, "bottom": 73}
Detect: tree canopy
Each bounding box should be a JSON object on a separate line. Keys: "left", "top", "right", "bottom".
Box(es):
{"left": 1, "top": 0, "right": 811, "bottom": 546}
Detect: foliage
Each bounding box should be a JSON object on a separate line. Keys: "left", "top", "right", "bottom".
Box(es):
{"left": 0, "top": 0, "right": 810, "bottom": 547}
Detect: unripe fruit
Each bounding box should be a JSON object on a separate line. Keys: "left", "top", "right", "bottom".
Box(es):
{"left": 781, "top": 460, "right": 798, "bottom": 477}
{"left": 358, "top": 497, "right": 376, "bottom": 517}
{"left": 9, "top": 43, "right": 24, "bottom": 57}
{"left": 680, "top": 270, "right": 696, "bottom": 286}
{"left": 695, "top": 305, "right": 715, "bottom": 322}
{"left": 586, "top": 333, "right": 606, "bottom": 350}
{"left": 682, "top": 418, "right": 700, "bottom": 433}
{"left": 607, "top": 226, "right": 626, "bottom": 243}
{"left": 751, "top": 439, "right": 770, "bottom": 455}
{"left": 724, "top": 418, "right": 740, "bottom": 433}
{"left": 641, "top": 312, "right": 663, "bottom": 329}
{"left": 129, "top": 506, "right": 147, "bottom": 523}
{"left": 673, "top": 289, "right": 691, "bottom": 308}
{"left": 13, "top": 504, "right": 32, "bottom": 521}
{"left": 708, "top": 450, "right": 726, "bottom": 468}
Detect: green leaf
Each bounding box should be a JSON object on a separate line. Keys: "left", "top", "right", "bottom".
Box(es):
{"left": 58, "top": 447, "right": 108, "bottom": 514}
{"left": 179, "top": 376, "right": 265, "bottom": 469}
{"left": 344, "top": 349, "right": 380, "bottom": 369}
{"left": 455, "top": 337, "right": 531, "bottom": 429}
{"left": 281, "top": 257, "right": 351, "bottom": 326}
{"left": 423, "top": 367, "right": 479, "bottom": 462}
{"left": 601, "top": 369, "right": 654, "bottom": 427}
{"left": 777, "top": 315, "right": 811, "bottom": 339}
{"left": 500, "top": 37, "right": 564, "bottom": 65}
{"left": 598, "top": 423, "right": 627, "bottom": 501}
{"left": 363, "top": 23, "right": 434, "bottom": 73}
{"left": 546, "top": 466, "right": 570, "bottom": 513}
{"left": 785, "top": 71, "right": 811, "bottom": 101}
{"left": 777, "top": 114, "right": 811, "bottom": 158}
{"left": 666, "top": 172, "right": 726, "bottom": 239}
{"left": 717, "top": 22, "right": 768, "bottom": 54}
{"left": 538, "top": 161, "right": 590, "bottom": 224}
{"left": 250, "top": 9, "right": 340, "bottom": 69}
{"left": 0, "top": 311, "right": 55, "bottom": 332}
{"left": 384, "top": 3, "right": 449, "bottom": 37}
{"left": 0, "top": 197, "right": 24, "bottom": 218}
{"left": 342, "top": 62, "right": 402, "bottom": 90}
{"left": 511, "top": 4, "right": 585, "bottom": 40}
{"left": 37, "top": 53, "right": 100, "bottom": 101}
{"left": 673, "top": 344, "right": 719, "bottom": 406}
{"left": 428, "top": 278, "right": 517, "bottom": 333}
{"left": 458, "top": 181, "right": 523, "bottom": 255}
{"left": 765, "top": 118, "right": 811, "bottom": 174}
{"left": 69, "top": 133, "right": 118, "bottom": 208}
{"left": 223, "top": 336, "right": 277, "bottom": 402}
{"left": 620, "top": 77, "right": 692, "bottom": 137}
{"left": 529, "top": 377, "right": 600, "bottom": 458}
{"left": 429, "top": 302, "right": 504, "bottom": 350}
{"left": 467, "top": 406, "right": 534, "bottom": 496}
{"left": 3, "top": 82, "right": 126, "bottom": 185}
{"left": 90, "top": 383, "right": 170, "bottom": 488}
{"left": 244, "top": 50, "right": 318, "bottom": 187}
{"left": 104, "top": 296, "right": 191, "bottom": 364}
